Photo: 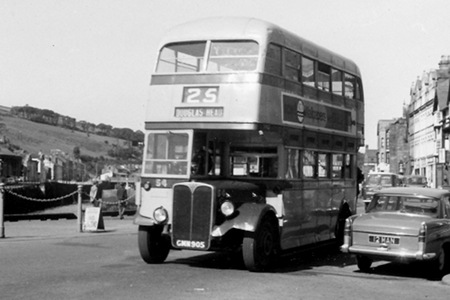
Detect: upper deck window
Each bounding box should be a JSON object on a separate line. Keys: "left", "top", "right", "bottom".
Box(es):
{"left": 344, "top": 73, "right": 362, "bottom": 100}
{"left": 156, "top": 40, "right": 259, "bottom": 74}
{"left": 284, "top": 49, "right": 301, "bottom": 81}
{"left": 265, "top": 44, "right": 282, "bottom": 76}
{"left": 302, "top": 57, "right": 315, "bottom": 87}
{"left": 156, "top": 42, "right": 206, "bottom": 73}
{"left": 206, "top": 41, "right": 259, "bottom": 72}
{"left": 317, "top": 62, "right": 331, "bottom": 92}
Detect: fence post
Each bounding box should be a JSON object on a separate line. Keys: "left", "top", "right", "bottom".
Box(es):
{"left": 77, "top": 184, "right": 83, "bottom": 232}
{"left": 0, "top": 183, "right": 5, "bottom": 238}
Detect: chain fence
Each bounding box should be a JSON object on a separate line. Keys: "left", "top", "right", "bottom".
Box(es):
{"left": 2, "top": 184, "right": 133, "bottom": 205}
{"left": 4, "top": 188, "right": 78, "bottom": 203}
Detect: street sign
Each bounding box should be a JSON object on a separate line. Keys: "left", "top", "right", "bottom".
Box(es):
{"left": 83, "top": 207, "right": 105, "bottom": 231}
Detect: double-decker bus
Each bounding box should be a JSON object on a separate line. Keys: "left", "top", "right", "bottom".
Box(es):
{"left": 135, "top": 17, "right": 364, "bottom": 271}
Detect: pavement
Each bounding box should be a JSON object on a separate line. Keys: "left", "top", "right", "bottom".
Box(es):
{"left": 1, "top": 204, "right": 137, "bottom": 242}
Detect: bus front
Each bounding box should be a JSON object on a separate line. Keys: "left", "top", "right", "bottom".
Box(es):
{"left": 135, "top": 20, "right": 277, "bottom": 270}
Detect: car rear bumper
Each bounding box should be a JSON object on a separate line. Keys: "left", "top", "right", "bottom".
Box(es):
{"left": 341, "top": 244, "right": 436, "bottom": 261}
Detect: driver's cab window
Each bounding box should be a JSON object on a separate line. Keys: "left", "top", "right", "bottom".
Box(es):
{"left": 230, "top": 146, "right": 278, "bottom": 178}
{"left": 191, "top": 132, "right": 222, "bottom": 176}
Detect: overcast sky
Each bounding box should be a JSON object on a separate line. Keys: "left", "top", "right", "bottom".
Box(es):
{"left": 1, "top": 0, "right": 449, "bottom": 148}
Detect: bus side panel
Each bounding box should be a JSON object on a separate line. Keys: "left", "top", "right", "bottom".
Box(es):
{"left": 279, "top": 180, "right": 354, "bottom": 250}
{"left": 280, "top": 188, "right": 316, "bottom": 249}
{"left": 315, "top": 181, "right": 333, "bottom": 242}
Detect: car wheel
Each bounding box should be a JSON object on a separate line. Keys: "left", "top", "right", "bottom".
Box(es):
{"left": 242, "top": 215, "right": 279, "bottom": 272}
{"left": 138, "top": 225, "right": 170, "bottom": 264}
{"left": 435, "top": 245, "right": 450, "bottom": 276}
{"left": 356, "top": 255, "right": 372, "bottom": 272}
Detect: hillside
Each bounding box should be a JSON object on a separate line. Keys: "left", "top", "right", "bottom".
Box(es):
{"left": 0, "top": 112, "right": 131, "bottom": 159}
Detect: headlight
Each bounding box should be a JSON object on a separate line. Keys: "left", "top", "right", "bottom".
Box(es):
{"left": 143, "top": 181, "right": 152, "bottom": 191}
{"left": 153, "top": 206, "right": 168, "bottom": 224}
{"left": 220, "top": 201, "right": 235, "bottom": 217}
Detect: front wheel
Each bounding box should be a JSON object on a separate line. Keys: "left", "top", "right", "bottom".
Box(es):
{"left": 138, "top": 225, "right": 171, "bottom": 264}
{"left": 242, "top": 215, "right": 279, "bottom": 272}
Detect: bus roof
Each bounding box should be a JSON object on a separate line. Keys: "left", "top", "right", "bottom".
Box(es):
{"left": 157, "top": 17, "right": 361, "bottom": 76}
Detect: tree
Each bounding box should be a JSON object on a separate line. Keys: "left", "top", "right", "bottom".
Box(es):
{"left": 73, "top": 146, "right": 81, "bottom": 160}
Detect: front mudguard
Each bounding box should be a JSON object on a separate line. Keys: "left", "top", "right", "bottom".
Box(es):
{"left": 134, "top": 212, "right": 157, "bottom": 226}
{"left": 211, "top": 202, "right": 277, "bottom": 237}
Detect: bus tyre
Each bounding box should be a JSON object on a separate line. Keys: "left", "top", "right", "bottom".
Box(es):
{"left": 138, "top": 225, "right": 170, "bottom": 264}
{"left": 242, "top": 215, "right": 278, "bottom": 272}
{"left": 356, "top": 255, "right": 372, "bottom": 272}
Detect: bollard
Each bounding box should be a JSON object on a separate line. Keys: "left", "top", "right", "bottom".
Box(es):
{"left": 0, "top": 183, "right": 4, "bottom": 238}
{"left": 77, "top": 184, "right": 83, "bottom": 232}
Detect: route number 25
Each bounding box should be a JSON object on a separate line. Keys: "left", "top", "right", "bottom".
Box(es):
{"left": 183, "top": 87, "right": 219, "bottom": 103}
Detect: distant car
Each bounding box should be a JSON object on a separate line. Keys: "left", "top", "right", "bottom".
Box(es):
{"left": 361, "top": 172, "right": 401, "bottom": 210}
{"left": 404, "top": 175, "right": 428, "bottom": 188}
{"left": 341, "top": 187, "right": 450, "bottom": 276}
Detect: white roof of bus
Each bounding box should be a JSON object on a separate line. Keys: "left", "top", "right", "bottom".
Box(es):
{"left": 157, "top": 17, "right": 361, "bottom": 76}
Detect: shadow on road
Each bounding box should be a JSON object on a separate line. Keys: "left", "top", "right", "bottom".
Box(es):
{"left": 170, "top": 241, "right": 356, "bottom": 273}
{"left": 169, "top": 242, "right": 445, "bottom": 281}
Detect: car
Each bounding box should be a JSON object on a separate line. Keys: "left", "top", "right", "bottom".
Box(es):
{"left": 361, "top": 172, "right": 401, "bottom": 210}
{"left": 341, "top": 187, "right": 450, "bottom": 276}
{"left": 404, "top": 175, "right": 428, "bottom": 188}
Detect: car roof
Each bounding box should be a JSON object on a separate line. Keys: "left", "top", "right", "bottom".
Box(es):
{"left": 375, "top": 187, "right": 449, "bottom": 198}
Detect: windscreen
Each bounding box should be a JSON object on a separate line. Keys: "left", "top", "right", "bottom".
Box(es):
{"left": 366, "top": 174, "right": 394, "bottom": 186}
{"left": 156, "top": 40, "right": 259, "bottom": 73}
{"left": 367, "top": 195, "right": 439, "bottom": 217}
{"left": 143, "top": 132, "right": 190, "bottom": 176}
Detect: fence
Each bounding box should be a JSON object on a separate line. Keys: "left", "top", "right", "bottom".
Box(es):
{"left": 0, "top": 182, "right": 136, "bottom": 238}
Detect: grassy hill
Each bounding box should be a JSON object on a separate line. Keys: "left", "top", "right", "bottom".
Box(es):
{"left": 0, "top": 111, "right": 130, "bottom": 159}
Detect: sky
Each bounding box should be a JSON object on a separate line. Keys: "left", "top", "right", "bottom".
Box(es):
{"left": 1, "top": 0, "right": 450, "bottom": 148}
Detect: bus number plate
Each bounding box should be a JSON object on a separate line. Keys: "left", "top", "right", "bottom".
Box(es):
{"left": 183, "top": 87, "right": 219, "bottom": 103}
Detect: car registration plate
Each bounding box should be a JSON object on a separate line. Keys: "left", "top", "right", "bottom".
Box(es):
{"left": 368, "top": 234, "right": 400, "bottom": 245}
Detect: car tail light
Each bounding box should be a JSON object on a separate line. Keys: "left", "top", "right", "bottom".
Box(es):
{"left": 343, "top": 218, "right": 353, "bottom": 245}
{"left": 418, "top": 222, "right": 427, "bottom": 252}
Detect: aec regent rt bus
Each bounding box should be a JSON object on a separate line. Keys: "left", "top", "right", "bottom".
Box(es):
{"left": 135, "top": 17, "right": 364, "bottom": 272}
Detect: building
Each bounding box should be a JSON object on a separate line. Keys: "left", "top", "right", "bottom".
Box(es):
{"left": 408, "top": 55, "right": 450, "bottom": 188}
{"left": 435, "top": 56, "right": 450, "bottom": 188}
{"left": 377, "top": 119, "right": 395, "bottom": 172}
{"left": 362, "top": 145, "right": 377, "bottom": 177}
{"left": 387, "top": 117, "right": 409, "bottom": 175}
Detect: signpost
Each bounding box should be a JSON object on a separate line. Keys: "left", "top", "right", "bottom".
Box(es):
{"left": 83, "top": 207, "right": 105, "bottom": 231}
